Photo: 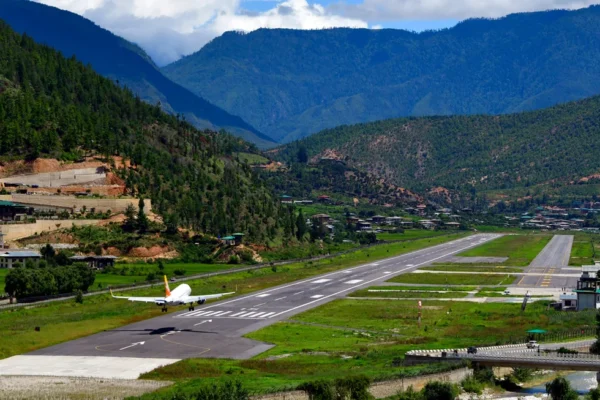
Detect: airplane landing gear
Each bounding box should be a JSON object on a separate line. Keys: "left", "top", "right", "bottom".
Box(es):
{"left": 161, "top": 307, "right": 168, "bottom": 312}
{"left": 188, "top": 303, "right": 195, "bottom": 311}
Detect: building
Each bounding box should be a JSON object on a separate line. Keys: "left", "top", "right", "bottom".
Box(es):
{"left": 70, "top": 255, "right": 117, "bottom": 270}
{"left": 221, "top": 236, "right": 236, "bottom": 246}
{"left": 559, "top": 293, "right": 578, "bottom": 310}
{"left": 0, "top": 250, "right": 41, "bottom": 268}
{"left": 317, "top": 195, "right": 332, "bottom": 203}
{"left": 444, "top": 222, "right": 460, "bottom": 229}
{"left": 0, "top": 201, "right": 32, "bottom": 222}
{"left": 311, "top": 214, "right": 332, "bottom": 224}
{"left": 357, "top": 221, "right": 372, "bottom": 231}
{"left": 575, "top": 264, "right": 600, "bottom": 310}
{"left": 372, "top": 215, "right": 387, "bottom": 224}
{"left": 280, "top": 195, "right": 293, "bottom": 204}
{"left": 232, "top": 233, "right": 245, "bottom": 245}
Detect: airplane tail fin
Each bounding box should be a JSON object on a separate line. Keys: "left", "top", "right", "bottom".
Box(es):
{"left": 164, "top": 275, "right": 172, "bottom": 297}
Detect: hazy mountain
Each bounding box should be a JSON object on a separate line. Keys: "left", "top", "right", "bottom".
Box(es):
{"left": 0, "top": 0, "right": 276, "bottom": 148}
{"left": 275, "top": 95, "right": 600, "bottom": 201}
{"left": 164, "top": 6, "right": 600, "bottom": 143}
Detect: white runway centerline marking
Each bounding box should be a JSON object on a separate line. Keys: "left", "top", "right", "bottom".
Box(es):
{"left": 312, "top": 279, "right": 332, "bottom": 283}
{"left": 275, "top": 296, "right": 287, "bottom": 301}
{"left": 311, "top": 295, "right": 324, "bottom": 299}
{"left": 256, "top": 294, "right": 271, "bottom": 298}
{"left": 344, "top": 279, "right": 363, "bottom": 284}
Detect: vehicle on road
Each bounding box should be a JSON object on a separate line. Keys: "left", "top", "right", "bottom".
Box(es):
{"left": 527, "top": 340, "right": 539, "bottom": 349}
{"left": 467, "top": 346, "right": 478, "bottom": 354}
{"left": 503, "top": 290, "right": 511, "bottom": 295}
{"left": 111, "top": 275, "right": 234, "bottom": 312}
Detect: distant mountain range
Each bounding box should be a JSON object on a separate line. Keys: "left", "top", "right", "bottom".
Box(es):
{"left": 0, "top": 0, "right": 276, "bottom": 148}
{"left": 164, "top": 6, "right": 600, "bottom": 143}
{"left": 275, "top": 95, "right": 600, "bottom": 202}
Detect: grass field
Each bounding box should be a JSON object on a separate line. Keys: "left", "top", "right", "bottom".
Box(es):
{"left": 458, "top": 234, "right": 551, "bottom": 266}
{"left": 350, "top": 288, "right": 469, "bottom": 299}
{"left": 141, "top": 299, "right": 594, "bottom": 395}
{"left": 94, "top": 263, "right": 240, "bottom": 290}
{"left": 388, "top": 272, "right": 516, "bottom": 286}
{"left": 0, "top": 232, "right": 469, "bottom": 360}
{"left": 421, "top": 264, "right": 524, "bottom": 273}
{"left": 358, "top": 285, "right": 478, "bottom": 292}
{"left": 0, "top": 269, "right": 6, "bottom": 293}
{"left": 569, "top": 234, "right": 599, "bottom": 266}
{"left": 376, "top": 230, "right": 453, "bottom": 241}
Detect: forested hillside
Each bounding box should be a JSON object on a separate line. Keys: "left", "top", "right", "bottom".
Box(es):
{"left": 164, "top": 6, "right": 600, "bottom": 143}
{"left": 0, "top": 20, "right": 281, "bottom": 241}
{"left": 0, "top": 0, "right": 276, "bottom": 148}
{"left": 275, "top": 96, "right": 600, "bottom": 197}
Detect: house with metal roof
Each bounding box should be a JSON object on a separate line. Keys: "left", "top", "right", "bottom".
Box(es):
{"left": 0, "top": 250, "right": 41, "bottom": 268}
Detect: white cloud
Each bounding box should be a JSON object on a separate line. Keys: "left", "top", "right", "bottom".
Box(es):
{"left": 34, "top": 0, "right": 367, "bottom": 65}
{"left": 331, "top": 0, "right": 600, "bottom": 21}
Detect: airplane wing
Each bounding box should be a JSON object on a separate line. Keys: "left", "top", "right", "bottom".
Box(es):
{"left": 181, "top": 292, "right": 235, "bottom": 303}
{"left": 110, "top": 289, "right": 165, "bottom": 304}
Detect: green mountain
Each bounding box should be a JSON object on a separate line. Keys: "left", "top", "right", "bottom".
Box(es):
{"left": 0, "top": 0, "right": 276, "bottom": 148}
{"left": 275, "top": 95, "right": 600, "bottom": 202}
{"left": 164, "top": 6, "right": 600, "bottom": 143}
{"left": 0, "top": 20, "right": 281, "bottom": 240}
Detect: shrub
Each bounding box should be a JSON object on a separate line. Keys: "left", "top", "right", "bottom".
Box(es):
{"left": 422, "top": 382, "right": 459, "bottom": 400}
{"left": 173, "top": 269, "right": 186, "bottom": 276}
{"left": 75, "top": 290, "right": 84, "bottom": 304}
{"left": 461, "top": 376, "right": 484, "bottom": 394}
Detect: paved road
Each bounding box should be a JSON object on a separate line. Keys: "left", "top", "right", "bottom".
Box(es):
{"left": 26, "top": 234, "right": 500, "bottom": 365}
{"left": 515, "top": 235, "right": 576, "bottom": 288}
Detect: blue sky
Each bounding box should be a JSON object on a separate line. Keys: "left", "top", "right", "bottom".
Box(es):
{"left": 35, "top": 0, "right": 599, "bottom": 65}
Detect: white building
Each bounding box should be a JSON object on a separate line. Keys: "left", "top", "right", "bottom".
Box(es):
{"left": 0, "top": 251, "right": 41, "bottom": 268}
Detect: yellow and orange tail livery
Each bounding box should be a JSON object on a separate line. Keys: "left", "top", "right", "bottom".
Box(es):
{"left": 164, "top": 275, "right": 171, "bottom": 297}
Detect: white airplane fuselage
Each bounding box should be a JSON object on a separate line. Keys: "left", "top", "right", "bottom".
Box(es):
{"left": 163, "top": 283, "right": 193, "bottom": 306}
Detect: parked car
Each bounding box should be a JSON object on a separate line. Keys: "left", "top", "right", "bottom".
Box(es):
{"left": 526, "top": 340, "right": 539, "bottom": 349}
{"left": 467, "top": 346, "right": 478, "bottom": 354}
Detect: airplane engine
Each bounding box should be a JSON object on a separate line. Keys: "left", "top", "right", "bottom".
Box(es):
{"left": 155, "top": 302, "right": 164, "bottom": 306}
{"left": 198, "top": 299, "right": 206, "bottom": 305}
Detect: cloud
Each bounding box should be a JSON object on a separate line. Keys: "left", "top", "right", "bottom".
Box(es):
{"left": 330, "top": 0, "right": 600, "bottom": 21}
{"left": 34, "top": 0, "right": 367, "bottom": 65}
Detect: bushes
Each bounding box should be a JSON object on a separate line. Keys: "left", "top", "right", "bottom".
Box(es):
{"left": 298, "top": 375, "right": 372, "bottom": 400}
{"left": 130, "top": 379, "right": 249, "bottom": 400}
{"left": 460, "top": 376, "right": 484, "bottom": 394}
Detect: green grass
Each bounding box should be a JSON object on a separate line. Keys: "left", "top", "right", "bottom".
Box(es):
{"left": 0, "top": 269, "right": 6, "bottom": 294}
{"left": 234, "top": 152, "right": 269, "bottom": 165}
{"left": 350, "top": 288, "right": 469, "bottom": 299}
{"left": 377, "top": 230, "right": 452, "bottom": 241}
{"left": 569, "top": 234, "right": 598, "bottom": 266}
{"left": 0, "top": 232, "right": 469, "bottom": 360}
{"left": 93, "top": 263, "right": 240, "bottom": 290}
{"left": 388, "top": 272, "right": 516, "bottom": 286}
{"left": 458, "top": 234, "right": 551, "bottom": 266}
{"left": 361, "top": 285, "right": 477, "bottom": 292}
{"left": 142, "top": 299, "right": 594, "bottom": 394}
{"left": 421, "top": 264, "right": 524, "bottom": 273}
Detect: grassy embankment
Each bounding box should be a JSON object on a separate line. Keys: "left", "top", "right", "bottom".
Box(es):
{"left": 569, "top": 233, "right": 599, "bottom": 266}
{"left": 141, "top": 299, "right": 594, "bottom": 395}
{"left": 457, "top": 234, "right": 552, "bottom": 266}
{"left": 0, "top": 232, "right": 469, "bottom": 360}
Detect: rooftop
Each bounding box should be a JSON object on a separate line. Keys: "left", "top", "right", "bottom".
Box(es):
{"left": 70, "top": 255, "right": 118, "bottom": 260}
{"left": 0, "top": 251, "right": 41, "bottom": 258}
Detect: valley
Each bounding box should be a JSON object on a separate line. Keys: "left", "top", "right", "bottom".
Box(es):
{"left": 1, "top": 3, "right": 600, "bottom": 400}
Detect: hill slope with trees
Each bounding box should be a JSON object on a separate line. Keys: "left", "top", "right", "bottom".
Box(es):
{"left": 0, "top": 20, "right": 282, "bottom": 242}
{"left": 0, "top": 0, "right": 276, "bottom": 148}
{"left": 274, "top": 95, "right": 600, "bottom": 199}
{"left": 164, "top": 6, "right": 600, "bottom": 143}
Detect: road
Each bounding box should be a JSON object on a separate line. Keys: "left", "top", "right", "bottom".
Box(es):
{"left": 516, "top": 235, "right": 576, "bottom": 289}
{"left": 0, "top": 234, "right": 501, "bottom": 378}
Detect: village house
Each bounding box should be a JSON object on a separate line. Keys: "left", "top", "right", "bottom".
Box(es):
{"left": 70, "top": 255, "right": 117, "bottom": 270}
{"left": 0, "top": 250, "right": 41, "bottom": 268}
{"left": 372, "top": 215, "right": 387, "bottom": 224}
{"left": 356, "top": 220, "right": 372, "bottom": 231}
{"left": 312, "top": 214, "right": 332, "bottom": 224}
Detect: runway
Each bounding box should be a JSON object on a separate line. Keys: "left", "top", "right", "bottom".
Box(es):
{"left": 515, "top": 235, "right": 576, "bottom": 289}
{"left": 0, "top": 234, "right": 501, "bottom": 378}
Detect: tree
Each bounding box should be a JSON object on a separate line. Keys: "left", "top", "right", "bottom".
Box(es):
{"left": 40, "top": 244, "right": 55, "bottom": 262}
{"left": 157, "top": 260, "right": 165, "bottom": 273}
{"left": 546, "top": 377, "right": 578, "bottom": 400}
{"left": 123, "top": 203, "right": 137, "bottom": 232}
{"left": 588, "top": 388, "right": 600, "bottom": 400}
{"left": 296, "top": 209, "right": 307, "bottom": 241}
{"left": 591, "top": 310, "right": 600, "bottom": 355}
{"left": 137, "top": 198, "right": 149, "bottom": 233}
{"left": 422, "top": 382, "right": 458, "bottom": 400}
{"left": 297, "top": 146, "right": 309, "bottom": 163}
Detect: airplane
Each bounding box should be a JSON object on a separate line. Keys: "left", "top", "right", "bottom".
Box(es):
{"left": 110, "top": 275, "right": 234, "bottom": 312}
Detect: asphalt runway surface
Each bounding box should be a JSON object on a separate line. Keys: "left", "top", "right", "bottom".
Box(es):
{"left": 515, "top": 235, "right": 576, "bottom": 289}
{"left": 31, "top": 234, "right": 501, "bottom": 361}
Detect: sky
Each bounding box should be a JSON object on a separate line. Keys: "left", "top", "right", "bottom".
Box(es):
{"left": 33, "top": 0, "right": 600, "bottom": 66}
